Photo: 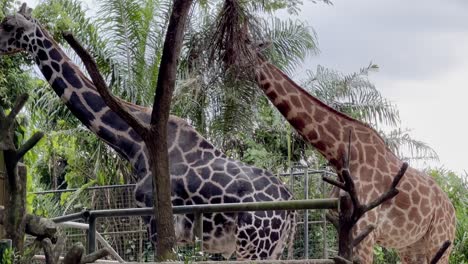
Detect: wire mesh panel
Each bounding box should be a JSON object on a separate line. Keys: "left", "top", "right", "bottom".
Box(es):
{"left": 283, "top": 165, "right": 338, "bottom": 260}
{"left": 30, "top": 166, "right": 339, "bottom": 262}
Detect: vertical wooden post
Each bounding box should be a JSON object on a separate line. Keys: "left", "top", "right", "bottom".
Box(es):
{"left": 0, "top": 151, "right": 6, "bottom": 239}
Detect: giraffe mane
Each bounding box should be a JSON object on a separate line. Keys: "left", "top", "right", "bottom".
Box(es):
{"left": 265, "top": 61, "right": 399, "bottom": 158}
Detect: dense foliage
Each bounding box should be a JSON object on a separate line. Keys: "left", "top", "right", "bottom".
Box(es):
{"left": 0, "top": 0, "right": 465, "bottom": 263}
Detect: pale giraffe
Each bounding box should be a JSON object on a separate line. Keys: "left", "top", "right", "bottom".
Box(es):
{"left": 255, "top": 58, "right": 456, "bottom": 263}
{"left": 0, "top": 6, "right": 296, "bottom": 260}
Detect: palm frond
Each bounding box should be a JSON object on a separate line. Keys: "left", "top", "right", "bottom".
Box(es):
{"left": 260, "top": 17, "right": 318, "bottom": 74}
{"left": 382, "top": 128, "right": 439, "bottom": 161}
{"left": 304, "top": 63, "right": 400, "bottom": 127}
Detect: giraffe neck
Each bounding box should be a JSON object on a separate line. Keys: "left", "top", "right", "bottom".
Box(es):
{"left": 28, "top": 23, "right": 150, "bottom": 175}
{"left": 255, "top": 60, "right": 399, "bottom": 170}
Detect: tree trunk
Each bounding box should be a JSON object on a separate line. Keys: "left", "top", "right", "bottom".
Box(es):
{"left": 149, "top": 0, "right": 194, "bottom": 260}
{"left": 0, "top": 151, "right": 6, "bottom": 239}
{"left": 3, "top": 154, "right": 26, "bottom": 252}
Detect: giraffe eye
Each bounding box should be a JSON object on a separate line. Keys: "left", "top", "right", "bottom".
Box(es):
{"left": 3, "top": 23, "right": 14, "bottom": 32}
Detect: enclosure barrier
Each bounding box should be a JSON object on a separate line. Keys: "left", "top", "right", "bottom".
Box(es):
{"left": 51, "top": 198, "right": 339, "bottom": 261}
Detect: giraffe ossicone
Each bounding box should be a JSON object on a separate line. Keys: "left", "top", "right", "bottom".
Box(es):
{"left": 255, "top": 57, "right": 456, "bottom": 263}
{"left": 0, "top": 5, "right": 296, "bottom": 260}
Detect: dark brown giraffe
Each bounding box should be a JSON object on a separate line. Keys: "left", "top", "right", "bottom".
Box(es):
{"left": 255, "top": 58, "right": 456, "bottom": 263}
{"left": 0, "top": 5, "right": 296, "bottom": 260}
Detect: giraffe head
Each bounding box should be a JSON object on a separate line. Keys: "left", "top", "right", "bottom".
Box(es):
{"left": 0, "top": 4, "right": 35, "bottom": 55}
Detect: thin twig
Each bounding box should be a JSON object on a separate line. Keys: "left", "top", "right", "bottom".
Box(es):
{"left": 16, "top": 132, "right": 44, "bottom": 161}
{"left": 322, "top": 175, "right": 345, "bottom": 190}
{"left": 352, "top": 225, "right": 375, "bottom": 248}
{"left": 362, "top": 163, "right": 408, "bottom": 213}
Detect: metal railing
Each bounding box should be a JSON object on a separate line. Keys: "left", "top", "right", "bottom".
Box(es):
{"left": 51, "top": 198, "right": 339, "bottom": 258}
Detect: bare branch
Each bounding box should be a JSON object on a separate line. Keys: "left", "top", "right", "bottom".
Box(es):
{"left": 362, "top": 163, "right": 407, "bottom": 213}
{"left": 325, "top": 212, "right": 339, "bottom": 229}
{"left": 53, "top": 235, "right": 67, "bottom": 263}
{"left": 352, "top": 224, "right": 375, "bottom": 248}
{"left": 16, "top": 132, "right": 44, "bottom": 161}
{"left": 40, "top": 238, "right": 54, "bottom": 264}
{"left": 62, "top": 32, "right": 149, "bottom": 138}
{"left": 340, "top": 169, "right": 361, "bottom": 213}
{"left": 63, "top": 243, "right": 84, "bottom": 264}
{"left": 80, "top": 248, "right": 111, "bottom": 264}
{"left": 430, "top": 240, "right": 451, "bottom": 264}
{"left": 322, "top": 175, "right": 345, "bottom": 190}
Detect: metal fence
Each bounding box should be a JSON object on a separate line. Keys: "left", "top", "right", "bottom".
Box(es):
{"left": 29, "top": 166, "right": 338, "bottom": 262}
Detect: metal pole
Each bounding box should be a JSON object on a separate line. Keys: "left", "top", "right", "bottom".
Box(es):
{"left": 304, "top": 167, "right": 309, "bottom": 259}
{"left": 322, "top": 173, "right": 328, "bottom": 258}
{"left": 194, "top": 212, "right": 203, "bottom": 253}
{"left": 87, "top": 215, "right": 97, "bottom": 253}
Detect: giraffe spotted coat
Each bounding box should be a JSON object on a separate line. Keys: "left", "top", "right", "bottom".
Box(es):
{"left": 0, "top": 8, "right": 296, "bottom": 260}
{"left": 255, "top": 58, "right": 456, "bottom": 264}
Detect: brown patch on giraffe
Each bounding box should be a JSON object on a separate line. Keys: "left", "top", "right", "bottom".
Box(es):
{"left": 356, "top": 131, "right": 372, "bottom": 144}
{"left": 265, "top": 89, "right": 278, "bottom": 100}
{"left": 401, "top": 182, "right": 412, "bottom": 192}
{"left": 420, "top": 197, "right": 431, "bottom": 216}
{"left": 419, "top": 182, "right": 430, "bottom": 194}
{"left": 316, "top": 125, "right": 334, "bottom": 149}
{"left": 275, "top": 82, "right": 288, "bottom": 96}
{"left": 313, "top": 108, "right": 327, "bottom": 123}
{"left": 306, "top": 129, "right": 319, "bottom": 142}
{"left": 262, "top": 82, "right": 272, "bottom": 93}
{"left": 376, "top": 155, "right": 390, "bottom": 174}
{"left": 301, "top": 97, "right": 314, "bottom": 113}
{"left": 410, "top": 191, "right": 421, "bottom": 205}
{"left": 323, "top": 117, "right": 341, "bottom": 141}
{"left": 361, "top": 183, "right": 373, "bottom": 196}
{"left": 336, "top": 143, "right": 346, "bottom": 160}
{"left": 290, "top": 95, "right": 302, "bottom": 108}
{"left": 381, "top": 175, "right": 392, "bottom": 189}
{"left": 408, "top": 207, "right": 422, "bottom": 224}
{"left": 394, "top": 192, "right": 411, "bottom": 210}
{"left": 289, "top": 117, "right": 306, "bottom": 132}
{"left": 355, "top": 143, "right": 365, "bottom": 163}
{"left": 359, "top": 165, "right": 373, "bottom": 182}
{"left": 367, "top": 211, "right": 376, "bottom": 222}
{"left": 364, "top": 147, "right": 377, "bottom": 166}
{"left": 275, "top": 100, "right": 291, "bottom": 116}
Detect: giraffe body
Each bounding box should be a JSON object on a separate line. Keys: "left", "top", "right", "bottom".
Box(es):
{"left": 255, "top": 60, "right": 456, "bottom": 263}
{"left": 0, "top": 11, "right": 295, "bottom": 260}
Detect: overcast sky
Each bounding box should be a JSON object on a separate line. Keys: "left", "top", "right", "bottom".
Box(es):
{"left": 290, "top": 0, "right": 468, "bottom": 174}
{"left": 23, "top": 0, "right": 467, "bottom": 174}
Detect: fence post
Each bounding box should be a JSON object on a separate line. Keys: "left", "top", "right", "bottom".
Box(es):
{"left": 303, "top": 167, "right": 309, "bottom": 259}
{"left": 87, "top": 215, "right": 97, "bottom": 254}
{"left": 194, "top": 212, "right": 203, "bottom": 253}
{"left": 0, "top": 152, "right": 6, "bottom": 239}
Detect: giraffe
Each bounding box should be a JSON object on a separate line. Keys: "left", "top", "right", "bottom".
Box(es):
{"left": 0, "top": 7, "right": 296, "bottom": 260}
{"left": 254, "top": 57, "right": 456, "bottom": 263}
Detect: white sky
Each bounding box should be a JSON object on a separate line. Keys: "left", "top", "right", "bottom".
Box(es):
{"left": 291, "top": 0, "right": 468, "bottom": 174}
{"left": 23, "top": 0, "right": 467, "bottom": 174}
